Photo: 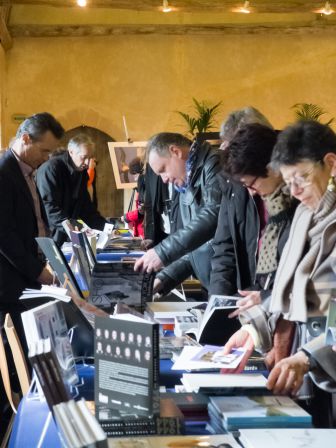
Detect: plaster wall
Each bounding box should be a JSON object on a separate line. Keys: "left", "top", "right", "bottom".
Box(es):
{"left": 2, "top": 32, "right": 335, "bottom": 144}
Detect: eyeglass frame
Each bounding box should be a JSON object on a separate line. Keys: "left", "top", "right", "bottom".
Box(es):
{"left": 241, "top": 175, "right": 259, "bottom": 191}
{"left": 282, "top": 161, "right": 322, "bottom": 190}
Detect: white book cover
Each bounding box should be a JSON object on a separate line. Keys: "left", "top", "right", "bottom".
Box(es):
{"left": 239, "top": 428, "right": 336, "bottom": 448}
{"left": 22, "top": 300, "right": 78, "bottom": 386}
{"left": 182, "top": 372, "right": 267, "bottom": 392}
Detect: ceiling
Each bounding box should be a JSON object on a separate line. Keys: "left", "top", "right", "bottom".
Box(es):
{"left": 1, "top": 1, "right": 336, "bottom": 48}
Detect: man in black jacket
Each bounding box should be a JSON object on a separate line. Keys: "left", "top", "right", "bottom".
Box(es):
{"left": 36, "top": 133, "right": 107, "bottom": 246}
{"left": 0, "top": 113, "right": 64, "bottom": 437}
{"left": 134, "top": 132, "right": 222, "bottom": 292}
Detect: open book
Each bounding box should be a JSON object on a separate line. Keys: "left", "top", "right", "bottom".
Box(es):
{"left": 186, "top": 295, "right": 241, "bottom": 345}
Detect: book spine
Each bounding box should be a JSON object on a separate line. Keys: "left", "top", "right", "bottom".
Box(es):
{"left": 44, "top": 349, "right": 71, "bottom": 403}
{"left": 28, "top": 352, "right": 58, "bottom": 409}
{"left": 151, "top": 322, "right": 160, "bottom": 417}
{"left": 38, "top": 353, "right": 63, "bottom": 406}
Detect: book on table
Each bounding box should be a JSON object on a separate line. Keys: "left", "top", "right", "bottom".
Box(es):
{"left": 22, "top": 300, "right": 79, "bottom": 388}
{"left": 88, "top": 260, "right": 155, "bottom": 313}
{"left": 94, "top": 314, "right": 184, "bottom": 435}
{"left": 145, "top": 301, "right": 206, "bottom": 325}
{"left": 53, "top": 398, "right": 108, "bottom": 448}
{"left": 28, "top": 338, "right": 71, "bottom": 408}
{"left": 107, "top": 434, "right": 241, "bottom": 448}
{"left": 185, "top": 294, "right": 241, "bottom": 345}
{"left": 239, "top": 428, "right": 336, "bottom": 448}
{"left": 19, "top": 286, "right": 107, "bottom": 358}
{"left": 209, "top": 395, "right": 312, "bottom": 431}
{"left": 181, "top": 372, "right": 268, "bottom": 394}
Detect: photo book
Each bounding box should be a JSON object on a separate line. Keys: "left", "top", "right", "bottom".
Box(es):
{"left": 186, "top": 295, "right": 241, "bottom": 345}
{"left": 94, "top": 314, "right": 160, "bottom": 419}
{"left": 89, "top": 261, "right": 155, "bottom": 313}
{"left": 22, "top": 300, "right": 78, "bottom": 390}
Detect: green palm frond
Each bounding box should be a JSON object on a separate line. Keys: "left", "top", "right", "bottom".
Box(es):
{"left": 292, "top": 103, "right": 334, "bottom": 126}
{"left": 176, "top": 98, "right": 222, "bottom": 137}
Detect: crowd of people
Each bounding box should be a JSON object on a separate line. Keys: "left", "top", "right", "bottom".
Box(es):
{"left": 0, "top": 108, "right": 336, "bottom": 434}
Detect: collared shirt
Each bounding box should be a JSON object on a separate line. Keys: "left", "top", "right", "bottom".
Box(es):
{"left": 11, "top": 149, "right": 47, "bottom": 237}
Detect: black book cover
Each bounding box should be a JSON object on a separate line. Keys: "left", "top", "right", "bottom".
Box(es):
{"left": 94, "top": 315, "right": 160, "bottom": 419}
{"left": 89, "top": 261, "right": 154, "bottom": 313}
{"left": 28, "top": 341, "right": 58, "bottom": 409}
{"left": 35, "top": 237, "right": 83, "bottom": 298}
{"left": 43, "top": 338, "right": 71, "bottom": 403}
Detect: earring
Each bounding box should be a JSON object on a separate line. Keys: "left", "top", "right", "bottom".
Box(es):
{"left": 327, "top": 175, "right": 336, "bottom": 192}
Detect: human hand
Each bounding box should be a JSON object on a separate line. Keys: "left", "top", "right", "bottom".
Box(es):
{"left": 221, "top": 329, "right": 255, "bottom": 355}
{"left": 134, "top": 248, "right": 164, "bottom": 273}
{"left": 266, "top": 350, "right": 310, "bottom": 395}
{"left": 37, "top": 265, "right": 54, "bottom": 285}
{"left": 141, "top": 239, "right": 154, "bottom": 250}
{"left": 228, "top": 290, "right": 262, "bottom": 318}
{"left": 153, "top": 278, "right": 163, "bottom": 294}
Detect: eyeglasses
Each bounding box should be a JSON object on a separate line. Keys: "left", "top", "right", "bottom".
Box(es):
{"left": 241, "top": 176, "right": 259, "bottom": 190}
{"left": 283, "top": 163, "right": 319, "bottom": 190}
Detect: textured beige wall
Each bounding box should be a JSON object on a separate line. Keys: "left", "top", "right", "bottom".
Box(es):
{"left": 2, "top": 32, "right": 336, "bottom": 144}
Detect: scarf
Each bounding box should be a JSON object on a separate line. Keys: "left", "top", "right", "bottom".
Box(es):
{"left": 174, "top": 140, "right": 199, "bottom": 194}
{"left": 270, "top": 189, "right": 336, "bottom": 322}
{"left": 257, "top": 183, "right": 295, "bottom": 274}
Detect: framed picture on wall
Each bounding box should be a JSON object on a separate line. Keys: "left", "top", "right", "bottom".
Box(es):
{"left": 108, "top": 141, "right": 147, "bottom": 189}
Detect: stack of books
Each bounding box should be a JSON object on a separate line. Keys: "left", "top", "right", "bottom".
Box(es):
{"left": 208, "top": 395, "right": 312, "bottom": 432}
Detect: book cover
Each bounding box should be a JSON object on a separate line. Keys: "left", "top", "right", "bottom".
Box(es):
{"left": 89, "top": 261, "right": 154, "bottom": 313}
{"left": 181, "top": 373, "right": 267, "bottom": 394}
{"left": 36, "top": 237, "right": 83, "bottom": 297}
{"left": 22, "top": 300, "right": 78, "bottom": 386}
{"left": 210, "top": 395, "right": 312, "bottom": 431}
{"left": 95, "top": 314, "right": 160, "bottom": 419}
{"left": 239, "top": 428, "right": 336, "bottom": 448}
{"left": 107, "top": 434, "right": 241, "bottom": 448}
{"left": 186, "top": 295, "right": 241, "bottom": 345}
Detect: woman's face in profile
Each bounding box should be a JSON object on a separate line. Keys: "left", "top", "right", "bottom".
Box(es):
{"left": 280, "top": 158, "right": 333, "bottom": 210}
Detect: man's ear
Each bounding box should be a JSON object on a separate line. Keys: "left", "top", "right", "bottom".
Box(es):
{"left": 21, "top": 133, "right": 32, "bottom": 145}
{"left": 169, "top": 145, "right": 183, "bottom": 159}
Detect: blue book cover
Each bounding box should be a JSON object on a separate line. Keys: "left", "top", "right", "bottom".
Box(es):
{"left": 209, "top": 395, "right": 312, "bottom": 431}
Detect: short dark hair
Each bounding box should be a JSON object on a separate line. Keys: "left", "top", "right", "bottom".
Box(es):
{"left": 147, "top": 132, "right": 192, "bottom": 158}
{"left": 222, "top": 123, "right": 278, "bottom": 178}
{"left": 16, "top": 112, "right": 64, "bottom": 141}
{"left": 271, "top": 120, "right": 336, "bottom": 170}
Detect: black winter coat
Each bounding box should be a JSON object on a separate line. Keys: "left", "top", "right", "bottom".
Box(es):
{"left": 36, "top": 151, "right": 106, "bottom": 246}
{"left": 156, "top": 142, "right": 222, "bottom": 290}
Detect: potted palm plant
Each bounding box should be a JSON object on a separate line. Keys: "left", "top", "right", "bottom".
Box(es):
{"left": 292, "top": 103, "right": 334, "bottom": 126}
{"left": 176, "top": 98, "right": 222, "bottom": 137}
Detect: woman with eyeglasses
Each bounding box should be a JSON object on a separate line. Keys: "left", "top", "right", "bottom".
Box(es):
{"left": 223, "top": 120, "right": 336, "bottom": 426}
{"left": 211, "top": 123, "right": 298, "bottom": 317}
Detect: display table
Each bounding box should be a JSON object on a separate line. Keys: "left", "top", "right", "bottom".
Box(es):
{"left": 8, "top": 359, "right": 193, "bottom": 447}
{"left": 9, "top": 363, "right": 95, "bottom": 448}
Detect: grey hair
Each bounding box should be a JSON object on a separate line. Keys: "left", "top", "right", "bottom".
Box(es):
{"left": 67, "top": 133, "right": 94, "bottom": 153}
{"left": 146, "top": 132, "right": 192, "bottom": 158}
{"left": 220, "top": 107, "right": 273, "bottom": 142}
